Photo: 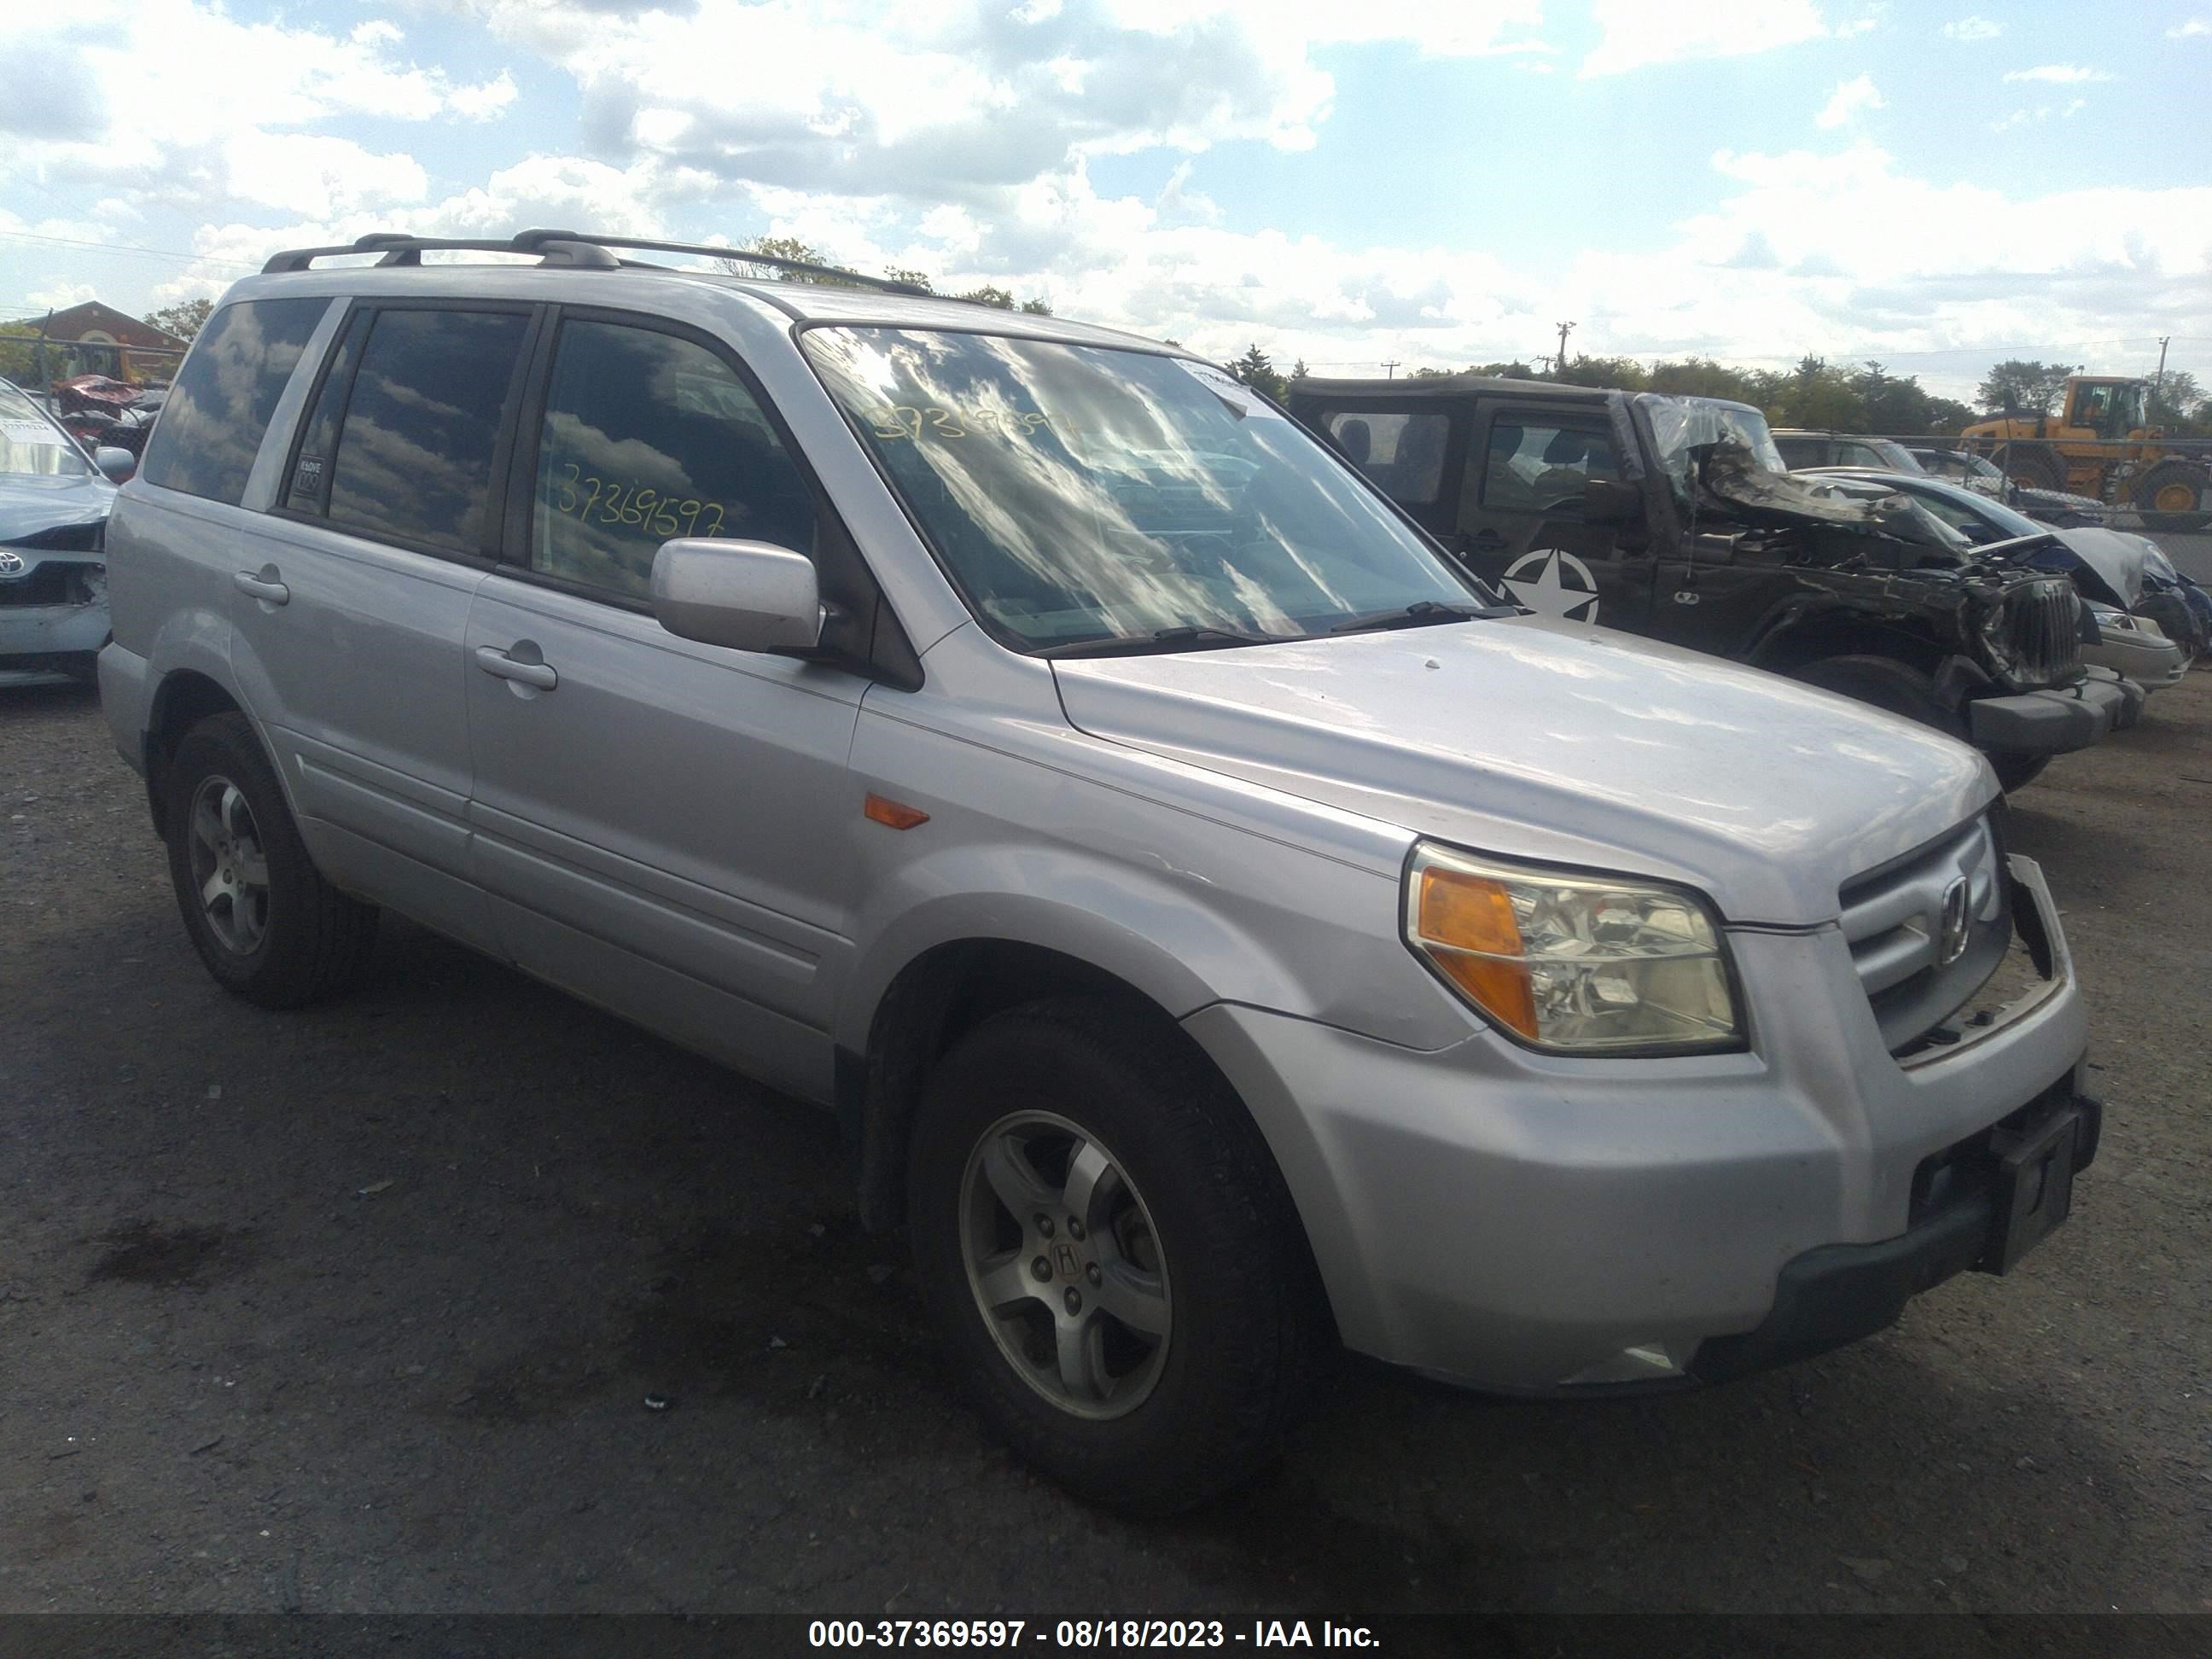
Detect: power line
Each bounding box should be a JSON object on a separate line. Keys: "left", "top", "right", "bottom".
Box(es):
{"left": 0, "top": 229, "right": 259, "bottom": 271}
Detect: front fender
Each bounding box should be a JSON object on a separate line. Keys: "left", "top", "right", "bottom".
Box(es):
{"left": 836, "top": 835, "right": 1466, "bottom": 1059}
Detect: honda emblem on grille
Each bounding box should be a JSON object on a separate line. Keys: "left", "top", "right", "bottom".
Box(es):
{"left": 1938, "top": 877, "right": 1971, "bottom": 967}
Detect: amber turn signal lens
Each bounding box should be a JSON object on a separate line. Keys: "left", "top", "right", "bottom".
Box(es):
{"left": 1413, "top": 868, "right": 1540, "bottom": 1039}
{"left": 1417, "top": 867, "right": 1522, "bottom": 956}
{"left": 864, "top": 793, "right": 930, "bottom": 830}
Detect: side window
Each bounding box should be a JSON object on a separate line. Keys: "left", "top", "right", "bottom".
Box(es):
{"left": 1479, "top": 416, "right": 1619, "bottom": 513}
{"left": 529, "top": 319, "right": 817, "bottom": 602}
{"left": 1323, "top": 410, "right": 1450, "bottom": 504}
{"left": 1837, "top": 442, "right": 1887, "bottom": 469}
{"left": 323, "top": 309, "right": 531, "bottom": 556}
{"left": 1772, "top": 435, "right": 1823, "bottom": 469}
{"left": 137, "top": 298, "right": 328, "bottom": 505}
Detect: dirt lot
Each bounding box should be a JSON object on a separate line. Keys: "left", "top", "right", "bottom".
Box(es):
{"left": 2, "top": 670, "right": 2207, "bottom": 1621}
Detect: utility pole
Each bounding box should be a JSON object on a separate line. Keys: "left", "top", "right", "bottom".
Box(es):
{"left": 2152, "top": 335, "right": 2170, "bottom": 404}
{"left": 1381, "top": 358, "right": 1400, "bottom": 380}
{"left": 1555, "top": 320, "right": 1575, "bottom": 374}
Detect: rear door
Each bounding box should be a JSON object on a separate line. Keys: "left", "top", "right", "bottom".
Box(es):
{"left": 224, "top": 300, "right": 538, "bottom": 954}
{"left": 462, "top": 310, "right": 865, "bottom": 1103}
{"left": 1456, "top": 400, "right": 1651, "bottom": 633}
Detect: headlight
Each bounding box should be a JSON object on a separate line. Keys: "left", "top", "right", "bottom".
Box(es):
{"left": 1403, "top": 842, "right": 1743, "bottom": 1055}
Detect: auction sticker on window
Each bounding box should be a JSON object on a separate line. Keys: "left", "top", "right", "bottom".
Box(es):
{"left": 2, "top": 420, "right": 67, "bottom": 445}
{"left": 1176, "top": 359, "right": 1283, "bottom": 419}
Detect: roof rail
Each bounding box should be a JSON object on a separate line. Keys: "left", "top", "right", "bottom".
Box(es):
{"left": 509, "top": 230, "right": 932, "bottom": 294}
{"left": 261, "top": 229, "right": 930, "bottom": 295}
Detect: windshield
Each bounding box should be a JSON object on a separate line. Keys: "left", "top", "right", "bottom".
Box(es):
{"left": 0, "top": 381, "right": 93, "bottom": 478}
{"left": 1637, "top": 394, "right": 1786, "bottom": 508}
{"left": 800, "top": 329, "right": 1481, "bottom": 651}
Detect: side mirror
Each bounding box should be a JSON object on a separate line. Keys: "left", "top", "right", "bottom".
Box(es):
{"left": 94, "top": 446, "right": 137, "bottom": 484}
{"left": 1581, "top": 478, "right": 1642, "bottom": 524}
{"left": 650, "top": 539, "right": 824, "bottom": 654}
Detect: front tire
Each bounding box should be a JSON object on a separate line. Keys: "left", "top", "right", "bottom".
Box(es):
{"left": 1988, "top": 753, "right": 2052, "bottom": 793}
{"left": 906, "top": 998, "right": 1327, "bottom": 1514}
{"left": 2133, "top": 460, "right": 2212, "bottom": 533}
{"left": 1792, "top": 654, "right": 1963, "bottom": 736}
{"left": 164, "top": 711, "right": 379, "bottom": 1008}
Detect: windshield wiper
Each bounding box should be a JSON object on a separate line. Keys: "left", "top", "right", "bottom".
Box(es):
{"left": 1039, "top": 624, "right": 1290, "bottom": 660}
{"left": 1327, "top": 599, "right": 1513, "bottom": 636}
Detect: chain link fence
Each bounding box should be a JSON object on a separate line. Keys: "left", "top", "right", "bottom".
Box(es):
{"left": 1865, "top": 431, "right": 2212, "bottom": 535}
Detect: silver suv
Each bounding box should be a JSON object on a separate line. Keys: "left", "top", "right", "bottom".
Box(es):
{"left": 100, "top": 230, "right": 2100, "bottom": 1513}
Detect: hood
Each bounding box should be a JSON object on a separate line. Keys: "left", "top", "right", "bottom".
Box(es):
{"left": 1701, "top": 443, "right": 1955, "bottom": 546}
{"left": 2046, "top": 527, "right": 2147, "bottom": 609}
{"left": 1053, "top": 617, "right": 1993, "bottom": 927}
{"left": 0, "top": 472, "right": 114, "bottom": 547}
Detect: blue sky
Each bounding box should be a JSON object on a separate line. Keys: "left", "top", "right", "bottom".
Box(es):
{"left": 3, "top": 1, "right": 2207, "bottom": 400}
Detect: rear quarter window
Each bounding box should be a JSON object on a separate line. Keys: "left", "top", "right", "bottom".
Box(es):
{"left": 137, "top": 298, "right": 329, "bottom": 505}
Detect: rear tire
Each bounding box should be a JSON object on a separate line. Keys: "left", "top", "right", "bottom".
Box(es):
{"left": 2133, "top": 460, "right": 2212, "bottom": 533}
{"left": 164, "top": 711, "right": 379, "bottom": 1008}
{"left": 905, "top": 998, "right": 1328, "bottom": 1515}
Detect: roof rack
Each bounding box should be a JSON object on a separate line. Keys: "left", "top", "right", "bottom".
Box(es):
{"left": 261, "top": 229, "right": 932, "bottom": 296}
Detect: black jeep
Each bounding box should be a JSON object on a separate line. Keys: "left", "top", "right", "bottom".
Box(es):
{"left": 1288, "top": 375, "right": 2139, "bottom": 790}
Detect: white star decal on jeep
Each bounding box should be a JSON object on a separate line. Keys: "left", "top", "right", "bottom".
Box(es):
{"left": 1500, "top": 547, "right": 1601, "bottom": 624}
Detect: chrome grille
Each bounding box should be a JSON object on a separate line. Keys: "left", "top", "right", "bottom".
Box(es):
{"left": 2003, "top": 579, "right": 2082, "bottom": 689}
{"left": 1839, "top": 815, "right": 2011, "bottom": 1053}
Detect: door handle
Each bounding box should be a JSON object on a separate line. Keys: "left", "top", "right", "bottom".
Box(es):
{"left": 474, "top": 643, "right": 558, "bottom": 690}
{"left": 233, "top": 567, "right": 289, "bottom": 605}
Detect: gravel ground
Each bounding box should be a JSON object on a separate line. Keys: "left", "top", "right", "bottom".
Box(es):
{"left": 2, "top": 670, "right": 2207, "bottom": 1621}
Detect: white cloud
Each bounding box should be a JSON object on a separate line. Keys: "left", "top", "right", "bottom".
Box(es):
{"left": 440, "top": 0, "right": 1551, "bottom": 207}
{"left": 1580, "top": 0, "right": 1829, "bottom": 79}
{"left": 2168, "top": 17, "right": 2210, "bottom": 36}
{"left": 0, "top": 2, "right": 521, "bottom": 208}
{"left": 1815, "top": 74, "right": 1883, "bottom": 128}
{"left": 222, "top": 134, "right": 428, "bottom": 217}
{"left": 1941, "top": 16, "right": 2002, "bottom": 41}
{"left": 447, "top": 70, "right": 520, "bottom": 123}
{"left": 2003, "top": 64, "right": 2114, "bottom": 83}
{"left": 26, "top": 278, "right": 99, "bottom": 310}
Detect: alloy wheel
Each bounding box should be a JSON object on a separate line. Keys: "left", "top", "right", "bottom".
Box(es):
{"left": 186, "top": 775, "right": 271, "bottom": 954}
{"left": 958, "top": 1110, "right": 1171, "bottom": 1419}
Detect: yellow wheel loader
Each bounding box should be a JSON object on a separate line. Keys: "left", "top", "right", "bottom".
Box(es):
{"left": 1962, "top": 375, "right": 2210, "bottom": 531}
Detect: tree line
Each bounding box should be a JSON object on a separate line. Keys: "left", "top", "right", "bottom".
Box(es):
{"left": 1222, "top": 343, "right": 2212, "bottom": 438}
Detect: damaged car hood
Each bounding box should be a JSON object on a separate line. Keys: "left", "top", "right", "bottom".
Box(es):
{"left": 1053, "top": 616, "right": 1993, "bottom": 927}
{"left": 0, "top": 473, "right": 114, "bottom": 547}
{"left": 1699, "top": 443, "right": 1958, "bottom": 544}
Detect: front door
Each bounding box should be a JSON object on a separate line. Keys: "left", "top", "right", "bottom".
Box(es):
{"left": 1455, "top": 403, "right": 1652, "bottom": 634}
{"left": 463, "top": 312, "right": 864, "bottom": 1103}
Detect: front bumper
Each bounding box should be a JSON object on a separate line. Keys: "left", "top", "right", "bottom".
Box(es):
{"left": 1184, "top": 854, "right": 2091, "bottom": 1393}
{"left": 0, "top": 598, "right": 110, "bottom": 670}
{"left": 1967, "top": 672, "right": 2135, "bottom": 755}
{"left": 2084, "top": 632, "right": 2187, "bottom": 692}
{"left": 1690, "top": 1080, "right": 2098, "bottom": 1382}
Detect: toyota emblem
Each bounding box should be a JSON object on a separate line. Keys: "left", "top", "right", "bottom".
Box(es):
{"left": 0, "top": 550, "right": 25, "bottom": 576}
{"left": 1937, "top": 877, "right": 1971, "bottom": 967}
